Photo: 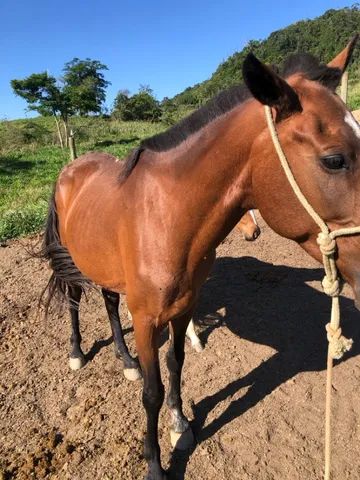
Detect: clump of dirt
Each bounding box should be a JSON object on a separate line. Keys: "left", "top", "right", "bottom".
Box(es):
{"left": 0, "top": 430, "right": 79, "bottom": 480}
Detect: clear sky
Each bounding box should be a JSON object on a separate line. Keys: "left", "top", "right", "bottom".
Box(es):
{"left": 0, "top": 0, "right": 356, "bottom": 119}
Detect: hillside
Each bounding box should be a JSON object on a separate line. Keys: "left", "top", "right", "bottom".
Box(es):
{"left": 174, "top": 6, "right": 360, "bottom": 108}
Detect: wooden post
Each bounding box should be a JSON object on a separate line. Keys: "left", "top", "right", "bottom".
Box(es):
{"left": 53, "top": 114, "right": 64, "bottom": 149}
{"left": 340, "top": 71, "right": 348, "bottom": 104}
{"left": 69, "top": 129, "right": 77, "bottom": 161}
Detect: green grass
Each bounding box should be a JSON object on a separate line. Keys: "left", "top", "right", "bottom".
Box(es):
{"left": 0, "top": 118, "right": 164, "bottom": 241}
{"left": 348, "top": 80, "right": 360, "bottom": 111}
{"left": 1, "top": 82, "right": 360, "bottom": 243}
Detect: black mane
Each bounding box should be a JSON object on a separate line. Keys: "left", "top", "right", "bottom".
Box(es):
{"left": 120, "top": 51, "right": 342, "bottom": 181}
{"left": 282, "top": 52, "right": 342, "bottom": 90}
{"left": 142, "top": 84, "right": 251, "bottom": 152}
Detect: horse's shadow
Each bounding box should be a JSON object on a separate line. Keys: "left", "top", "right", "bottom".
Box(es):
{"left": 168, "top": 256, "right": 360, "bottom": 479}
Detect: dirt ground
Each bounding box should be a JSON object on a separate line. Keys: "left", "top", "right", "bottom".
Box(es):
{"left": 1, "top": 215, "right": 360, "bottom": 480}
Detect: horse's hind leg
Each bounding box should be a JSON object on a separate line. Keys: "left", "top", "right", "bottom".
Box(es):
{"left": 68, "top": 286, "right": 86, "bottom": 371}
{"left": 102, "top": 289, "right": 141, "bottom": 381}
{"left": 167, "top": 314, "right": 195, "bottom": 449}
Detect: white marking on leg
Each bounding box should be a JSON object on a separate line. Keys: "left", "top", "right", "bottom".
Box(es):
{"left": 123, "top": 367, "right": 141, "bottom": 381}
{"left": 249, "top": 209, "right": 258, "bottom": 226}
{"left": 69, "top": 355, "right": 85, "bottom": 371}
{"left": 345, "top": 111, "right": 360, "bottom": 138}
{"left": 186, "top": 320, "right": 203, "bottom": 352}
{"left": 170, "top": 426, "right": 194, "bottom": 450}
{"left": 127, "top": 309, "right": 133, "bottom": 322}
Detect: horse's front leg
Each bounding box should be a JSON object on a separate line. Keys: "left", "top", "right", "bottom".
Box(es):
{"left": 167, "top": 312, "right": 195, "bottom": 449}
{"left": 133, "top": 316, "right": 167, "bottom": 480}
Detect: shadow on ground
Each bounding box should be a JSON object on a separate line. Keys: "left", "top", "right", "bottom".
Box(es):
{"left": 167, "top": 256, "right": 360, "bottom": 479}
{"left": 0, "top": 156, "right": 45, "bottom": 177}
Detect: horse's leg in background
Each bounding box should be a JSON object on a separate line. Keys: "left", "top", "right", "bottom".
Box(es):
{"left": 68, "top": 285, "right": 86, "bottom": 370}
{"left": 102, "top": 288, "right": 141, "bottom": 381}
{"left": 134, "top": 318, "right": 166, "bottom": 480}
{"left": 185, "top": 319, "right": 203, "bottom": 352}
{"left": 167, "top": 313, "right": 195, "bottom": 449}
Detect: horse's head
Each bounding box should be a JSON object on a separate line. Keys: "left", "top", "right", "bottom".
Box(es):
{"left": 243, "top": 36, "right": 360, "bottom": 306}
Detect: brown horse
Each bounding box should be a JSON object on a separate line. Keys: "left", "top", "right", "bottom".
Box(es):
{"left": 65, "top": 209, "right": 260, "bottom": 372}
{"left": 40, "top": 37, "right": 359, "bottom": 479}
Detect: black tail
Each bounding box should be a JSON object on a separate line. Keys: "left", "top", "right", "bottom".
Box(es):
{"left": 38, "top": 190, "right": 93, "bottom": 315}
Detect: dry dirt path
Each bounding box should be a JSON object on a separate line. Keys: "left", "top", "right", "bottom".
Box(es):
{"left": 1, "top": 216, "right": 360, "bottom": 480}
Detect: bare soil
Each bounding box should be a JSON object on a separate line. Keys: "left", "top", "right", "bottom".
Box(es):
{"left": 1, "top": 216, "right": 360, "bottom": 480}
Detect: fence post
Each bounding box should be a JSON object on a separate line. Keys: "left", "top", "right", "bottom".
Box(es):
{"left": 69, "top": 129, "right": 77, "bottom": 161}
{"left": 340, "top": 71, "right": 349, "bottom": 104}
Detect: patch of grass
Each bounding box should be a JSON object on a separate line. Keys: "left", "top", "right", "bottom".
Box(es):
{"left": 348, "top": 80, "right": 360, "bottom": 111}
{"left": 0, "top": 118, "right": 164, "bottom": 241}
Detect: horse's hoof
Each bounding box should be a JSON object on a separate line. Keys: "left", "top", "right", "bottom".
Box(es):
{"left": 192, "top": 341, "right": 204, "bottom": 353}
{"left": 69, "top": 355, "right": 85, "bottom": 371}
{"left": 170, "top": 427, "right": 194, "bottom": 450}
{"left": 123, "top": 367, "right": 141, "bottom": 381}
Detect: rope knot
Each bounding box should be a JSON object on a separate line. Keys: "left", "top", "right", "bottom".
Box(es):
{"left": 326, "top": 323, "right": 353, "bottom": 360}
{"left": 321, "top": 276, "right": 341, "bottom": 297}
{"left": 317, "top": 232, "right": 337, "bottom": 257}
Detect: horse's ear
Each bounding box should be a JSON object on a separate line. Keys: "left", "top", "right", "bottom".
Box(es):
{"left": 327, "top": 35, "right": 359, "bottom": 73}
{"left": 243, "top": 53, "right": 302, "bottom": 121}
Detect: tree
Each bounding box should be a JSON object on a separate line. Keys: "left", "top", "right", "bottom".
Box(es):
{"left": 11, "top": 58, "right": 110, "bottom": 147}
{"left": 112, "top": 89, "right": 130, "bottom": 119}
{"left": 11, "top": 72, "right": 71, "bottom": 148}
{"left": 62, "top": 58, "right": 110, "bottom": 116}
{"left": 113, "top": 86, "right": 162, "bottom": 121}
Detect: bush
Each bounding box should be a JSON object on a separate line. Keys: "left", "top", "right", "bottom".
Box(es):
{"left": 349, "top": 80, "right": 360, "bottom": 111}
{"left": 112, "top": 87, "right": 162, "bottom": 121}
{"left": 161, "top": 102, "right": 194, "bottom": 126}
{"left": 0, "top": 202, "right": 48, "bottom": 241}
{"left": 0, "top": 120, "right": 52, "bottom": 152}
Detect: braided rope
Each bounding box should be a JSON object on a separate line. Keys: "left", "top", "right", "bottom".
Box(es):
{"left": 264, "top": 105, "right": 360, "bottom": 480}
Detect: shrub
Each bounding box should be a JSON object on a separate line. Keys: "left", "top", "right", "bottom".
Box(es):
{"left": 0, "top": 202, "right": 48, "bottom": 242}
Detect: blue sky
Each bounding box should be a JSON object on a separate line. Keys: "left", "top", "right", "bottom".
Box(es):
{"left": 0, "top": 0, "right": 356, "bottom": 119}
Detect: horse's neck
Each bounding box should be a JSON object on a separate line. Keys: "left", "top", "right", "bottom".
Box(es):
{"left": 160, "top": 102, "right": 263, "bottom": 252}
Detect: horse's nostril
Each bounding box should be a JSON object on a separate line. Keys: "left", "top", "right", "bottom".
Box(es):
{"left": 252, "top": 228, "right": 261, "bottom": 240}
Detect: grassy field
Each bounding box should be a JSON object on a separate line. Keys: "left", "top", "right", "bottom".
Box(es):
{"left": 1, "top": 77, "right": 360, "bottom": 243}
{"left": 0, "top": 117, "right": 164, "bottom": 241}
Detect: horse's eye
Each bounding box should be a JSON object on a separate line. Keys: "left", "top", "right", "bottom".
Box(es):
{"left": 321, "top": 154, "right": 348, "bottom": 171}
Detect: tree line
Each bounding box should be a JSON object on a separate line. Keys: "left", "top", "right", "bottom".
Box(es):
{"left": 11, "top": 61, "right": 182, "bottom": 149}
{"left": 173, "top": 5, "right": 360, "bottom": 108}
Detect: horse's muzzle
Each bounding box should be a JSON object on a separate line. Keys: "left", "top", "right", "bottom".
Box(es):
{"left": 243, "top": 226, "right": 261, "bottom": 242}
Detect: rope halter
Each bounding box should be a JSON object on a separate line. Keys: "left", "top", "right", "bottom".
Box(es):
{"left": 264, "top": 105, "right": 360, "bottom": 480}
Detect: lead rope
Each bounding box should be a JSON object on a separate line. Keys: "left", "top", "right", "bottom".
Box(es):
{"left": 264, "top": 105, "right": 360, "bottom": 480}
